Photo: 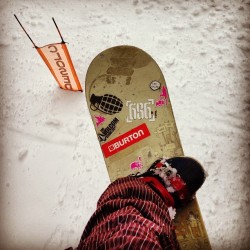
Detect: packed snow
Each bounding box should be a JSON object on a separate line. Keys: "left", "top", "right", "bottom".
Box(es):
{"left": 0, "top": 0, "right": 249, "bottom": 249}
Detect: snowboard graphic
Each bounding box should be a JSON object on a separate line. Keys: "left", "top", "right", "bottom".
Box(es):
{"left": 85, "top": 45, "right": 211, "bottom": 249}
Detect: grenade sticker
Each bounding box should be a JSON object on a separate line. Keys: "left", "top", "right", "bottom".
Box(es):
{"left": 90, "top": 94, "right": 123, "bottom": 115}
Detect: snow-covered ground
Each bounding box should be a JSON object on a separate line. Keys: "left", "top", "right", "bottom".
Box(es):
{"left": 0, "top": 0, "right": 249, "bottom": 249}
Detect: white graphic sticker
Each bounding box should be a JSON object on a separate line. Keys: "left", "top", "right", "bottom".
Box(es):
{"left": 150, "top": 81, "right": 161, "bottom": 91}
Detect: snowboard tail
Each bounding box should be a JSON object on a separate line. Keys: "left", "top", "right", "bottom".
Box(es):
{"left": 85, "top": 45, "right": 211, "bottom": 249}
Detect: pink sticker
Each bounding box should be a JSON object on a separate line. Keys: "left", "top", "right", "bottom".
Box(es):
{"left": 94, "top": 115, "right": 106, "bottom": 127}
{"left": 130, "top": 156, "right": 143, "bottom": 170}
{"left": 156, "top": 86, "right": 169, "bottom": 107}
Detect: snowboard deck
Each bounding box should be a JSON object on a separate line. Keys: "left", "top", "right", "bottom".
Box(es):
{"left": 85, "top": 45, "right": 211, "bottom": 250}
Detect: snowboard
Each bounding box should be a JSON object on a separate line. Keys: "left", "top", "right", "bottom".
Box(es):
{"left": 85, "top": 45, "right": 211, "bottom": 250}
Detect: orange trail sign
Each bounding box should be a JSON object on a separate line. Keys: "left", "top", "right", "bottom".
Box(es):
{"left": 14, "top": 15, "right": 82, "bottom": 92}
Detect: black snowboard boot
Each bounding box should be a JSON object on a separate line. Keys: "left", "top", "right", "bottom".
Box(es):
{"left": 134, "top": 156, "right": 207, "bottom": 207}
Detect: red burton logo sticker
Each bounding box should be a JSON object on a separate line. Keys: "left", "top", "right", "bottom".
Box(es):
{"left": 101, "top": 123, "right": 150, "bottom": 158}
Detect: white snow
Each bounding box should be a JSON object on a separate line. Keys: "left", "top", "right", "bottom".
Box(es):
{"left": 0, "top": 0, "right": 249, "bottom": 249}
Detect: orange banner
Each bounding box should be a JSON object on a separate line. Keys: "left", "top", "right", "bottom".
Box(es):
{"left": 37, "top": 43, "right": 82, "bottom": 91}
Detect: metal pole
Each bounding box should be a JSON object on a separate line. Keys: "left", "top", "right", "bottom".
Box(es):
{"left": 52, "top": 17, "right": 65, "bottom": 43}
{"left": 14, "top": 14, "right": 37, "bottom": 47}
